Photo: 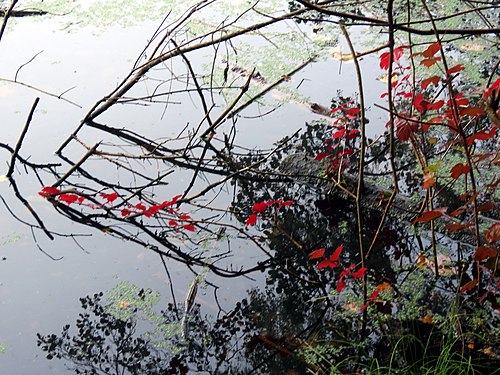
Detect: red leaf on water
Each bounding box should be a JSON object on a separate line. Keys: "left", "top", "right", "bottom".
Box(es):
{"left": 450, "top": 163, "right": 471, "bottom": 179}
{"left": 59, "top": 194, "right": 79, "bottom": 205}
{"left": 309, "top": 248, "right": 325, "bottom": 260}
{"left": 422, "top": 42, "right": 441, "bottom": 58}
{"left": 446, "top": 64, "right": 465, "bottom": 75}
{"left": 413, "top": 209, "right": 445, "bottom": 223}
{"left": 252, "top": 202, "right": 268, "bottom": 213}
{"left": 474, "top": 246, "right": 497, "bottom": 261}
{"left": 39, "top": 186, "right": 60, "bottom": 197}
{"left": 421, "top": 75, "right": 440, "bottom": 89}
{"left": 183, "top": 224, "right": 196, "bottom": 232}
{"left": 246, "top": 213, "right": 257, "bottom": 226}
{"left": 352, "top": 267, "right": 368, "bottom": 279}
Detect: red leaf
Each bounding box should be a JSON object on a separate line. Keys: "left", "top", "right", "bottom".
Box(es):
{"left": 180, "top": 213, "right": 191, "bottom": 220}
{"left": 413, "top": 209, "right": 445, "bottom": 223}
{"left": 477, "top": 202, "right": 496, "bottom": 212}
{"left": 427, "top": 100, "right": 444, "bottom": 111}
{"left": 352, "top": 267, "right": 368, "bottom": 279}
{"left": 168, "top": 220, "right": 178, "bottom": 227}
{"left": 483, "top": 77, "right": 500, "bottom": 98}
{"left": 252, "top": 202, "right": 267, "bottom": 213}
{"left": 484, "top": 223, "right": 500, "bottom": 243}
{"left": 345, "top": 107, "right": 360, "bottom": 119}
{"left": 77, "top": 196, "right": 85, "bottom": 204}
{"left": 333, "top": 128, "right": 347, "bottom": 139}
{"left": 183, "top": 224, "right": 196, "bottom": 232}
{"left": 444, "top": 223, "right": 472, "bottom": 231}
{"left": 460, "top": 279, "right": 478, "bottom": 294}
{"left": 459, "top": 106, "right": 485, "bottom": 117}
{"left": 395, "top": 116, "right": 419, "bottom": 142}
{"left": 100, "top": 192, "right": 118, "bottom": 203}
{"left": 474, "top": 246, "right": 497, "bottom": 261}
{"left": 317, "top": 259, "right": 338, "bottom": 269}
{"left": 315, "top": 152, "right": 329, "bottom": 161}
{"left": 135, "top": 203, "right": 146, "bottom": 211}
{"left": 246, "top": 213, "right": 257, "bottom": 226}
{"left": 340, "top": 263, "right": 356, "bottom": 278}
{"left": 369, "top": 288, "right": 381, "bottom": 302}
{"left": 421, "top": 75, "right": 440, "bottom": 89}
{"left": 414, "top": 94, "right": 429, "bottom": 112}
{"left": 59, "top": 194, "right": 79, "bottom": 205}
{"left": 170, "top": 194, "right": 182, "bottom": 204}
{"left": 422, "top": 173, "right": 436, "bottom": 189}
{"left": 336, "top": 277, "right": 347, "bottom": 293}
{"left": 121, "top": 208, "right": 132, "bottom": 217}
{"left": 281, "top": 200, "right": 294, "bottom": 206}
{"left": 345, "top": 129, "right": 360, "bottom": 139}
{"left": 450, "top": 163, "right": 471, "bottom": 179}
{"left": 379, "top": 52, "right": 390, "bottom": 70}
{"left": 446, "top": 64, "right": 465, "bottom": 75}
{"left": 420, "top": 57, "right": 441, "bottom": 68}
{"left": 466, "top": 127, "right": 497, "bottom": 145}
{"left": 39, "top": 186, "right": 60, "bottom": 197}
{"left": 422, "top": 42, "right": 441, "bottom": 58}
{"left": 309, "top": 248, "right": 325, "bottom": 260}
{"left": 330, "top": 244, "right": 344, "bottom": 262}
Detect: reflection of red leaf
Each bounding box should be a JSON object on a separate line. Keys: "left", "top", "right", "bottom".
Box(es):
{"left": 474, "top": 246, "right": 497, "bottom": 261}
{"left": 252, "top": 202, "right": 267, "bottom": 213}
{"left": 450, "top": 163, "right": 471, "bottom": 179}
{"left": 246, "top": 213, "right": 257, "bottom": 226}
{"left": 59, "top": 194, "right": 79, "bottom": 205}
{"left": 395, "top": 116, "right": 418, "bottom": 142}
{"left": 421, "top": 75, "right": 440, "bottom": 89}
{"left": 413, "top": 209, "right": 445, "bottom": 223}
{"left": 39, "top": 186, "right": 60, "bottom": 197}
{"left": 422, "top": 42, "right": 441, "bottom": 58}
{"left": 352, "top": 267, "right": 368, "bottom": 279}
{"left": 446, "top": 64, "right": 464, "bottom": 74}
{"left": 309, "top": 248, "right": 325, "bottom": 260}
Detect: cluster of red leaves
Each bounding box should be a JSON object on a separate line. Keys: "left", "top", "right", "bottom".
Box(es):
{"left": 309, "top": 245, "right": 378, "bottom": 310}
{"left": 39, "top": 187, "right": 195, "bottom": 232}
{"left": 315, "top": 101, "right": 360, "bottom": 174}
{"left": 245, "top": 199, "right": 294, "bottom": 226}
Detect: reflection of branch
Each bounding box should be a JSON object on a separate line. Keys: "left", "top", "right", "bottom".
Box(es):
{"left": 0, "top": 78, "right": 82, "bottom": 107}
{"left": 0, "top": 0, "right": 18, "bottom": 42}
{"left": 7, "top": 97, "right": 39, "bottom": 178}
